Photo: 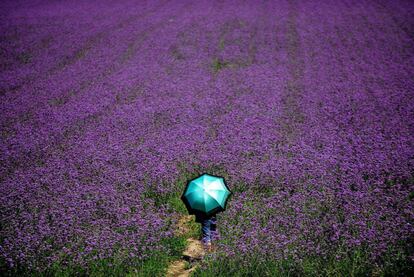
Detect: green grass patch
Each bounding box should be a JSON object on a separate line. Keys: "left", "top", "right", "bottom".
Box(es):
{"left": 1, "top": 235, "right": 187, "bottom": 277}
{"left": 192, "top": 247, "right": 413, "bottom": 277}
{"left": 211, "top": 58, "right": 232, "bottom": 73}
{"left": 184, "top": 215, "right": 202, "bottom": 240}
{"left": 193, "top": 252, "right": 298, "bottom": 277}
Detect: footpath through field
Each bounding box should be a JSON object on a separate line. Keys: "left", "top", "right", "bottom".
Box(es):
{"left": 166, "top": 215, "right": 209, "bottom": 277}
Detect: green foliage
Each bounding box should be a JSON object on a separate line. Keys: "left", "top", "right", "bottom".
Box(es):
{"left": 183, "top": 260, "right": 191, "bottom": 270}
{"left": 160, "top": 236, "right": 187, "bottom": 259}
{"left": 211, "top": 58, "right": 231, "bottom": 73}
{"left": 166, "top": 196, "right": 188, "bottom": 214}
{"left": 192, "top": 248, "right": 414, "bottom": 277}
{"left": 0, "top": 236, "right": 187, "bottom": 277}
{"left": 193, "top": 252, "right": 299, "bottom": 277}
{"left": 190, "top": 219, "right": 201, "bottom": 239}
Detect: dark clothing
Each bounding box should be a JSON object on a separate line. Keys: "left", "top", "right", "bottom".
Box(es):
{"left": 195, "top": 212, "right": 217, "bottom": 223}
{"left": 211, "top": 216, "right": 217, "bottom": 232}
{"left": 194, "top": 212, "right": 209, "bottom": 223}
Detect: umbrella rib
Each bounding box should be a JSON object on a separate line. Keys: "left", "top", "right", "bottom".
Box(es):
{"left": 184, "top": 191, "right": 202, "bottom": 206}
{"left": 204, "top": 192, "right": 222, "bottom": 211}
{"left": 205, "top": 189, "right": 228, "bottom": 205}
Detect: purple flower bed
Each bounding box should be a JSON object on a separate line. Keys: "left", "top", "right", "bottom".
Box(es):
{"left": 1, "top": 0, "right": 413, "bottom": 273}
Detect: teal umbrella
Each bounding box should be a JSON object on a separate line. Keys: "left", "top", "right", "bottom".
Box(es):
{"left": 181, "top": 173, "right": 232, "bottom": 217}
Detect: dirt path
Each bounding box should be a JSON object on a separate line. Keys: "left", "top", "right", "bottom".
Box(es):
{"left": 166, "top": 215, "right": 207, "bottom": 277}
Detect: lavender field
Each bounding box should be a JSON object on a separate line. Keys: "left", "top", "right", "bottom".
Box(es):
{"left": 1, "top": 0, "right": 413, "bottom": 275}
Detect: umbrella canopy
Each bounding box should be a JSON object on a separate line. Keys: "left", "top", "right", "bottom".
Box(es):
{"left": 181, "top": 173, "right": 232, "bottom": 217}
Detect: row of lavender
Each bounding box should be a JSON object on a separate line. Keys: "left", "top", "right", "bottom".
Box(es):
{"left": 1, "top": 0, "right": 194, "bottom": 270}
{"left": 1, "top": 0, "right": 413, "bottom": 272}
{"left": 217, "top": 0, "right": 414, "bottom": 265}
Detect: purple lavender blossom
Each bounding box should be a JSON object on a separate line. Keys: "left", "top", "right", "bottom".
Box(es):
{"left": 1, "top": 0, "right": 413, "bottom": 273}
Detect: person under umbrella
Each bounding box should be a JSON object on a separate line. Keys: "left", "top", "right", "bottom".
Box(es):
{"left": 194, "top": 211, "right": 218, "bottom": 251}
{"left": 181, "top": 173, "right": 231, "bottom": 252}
